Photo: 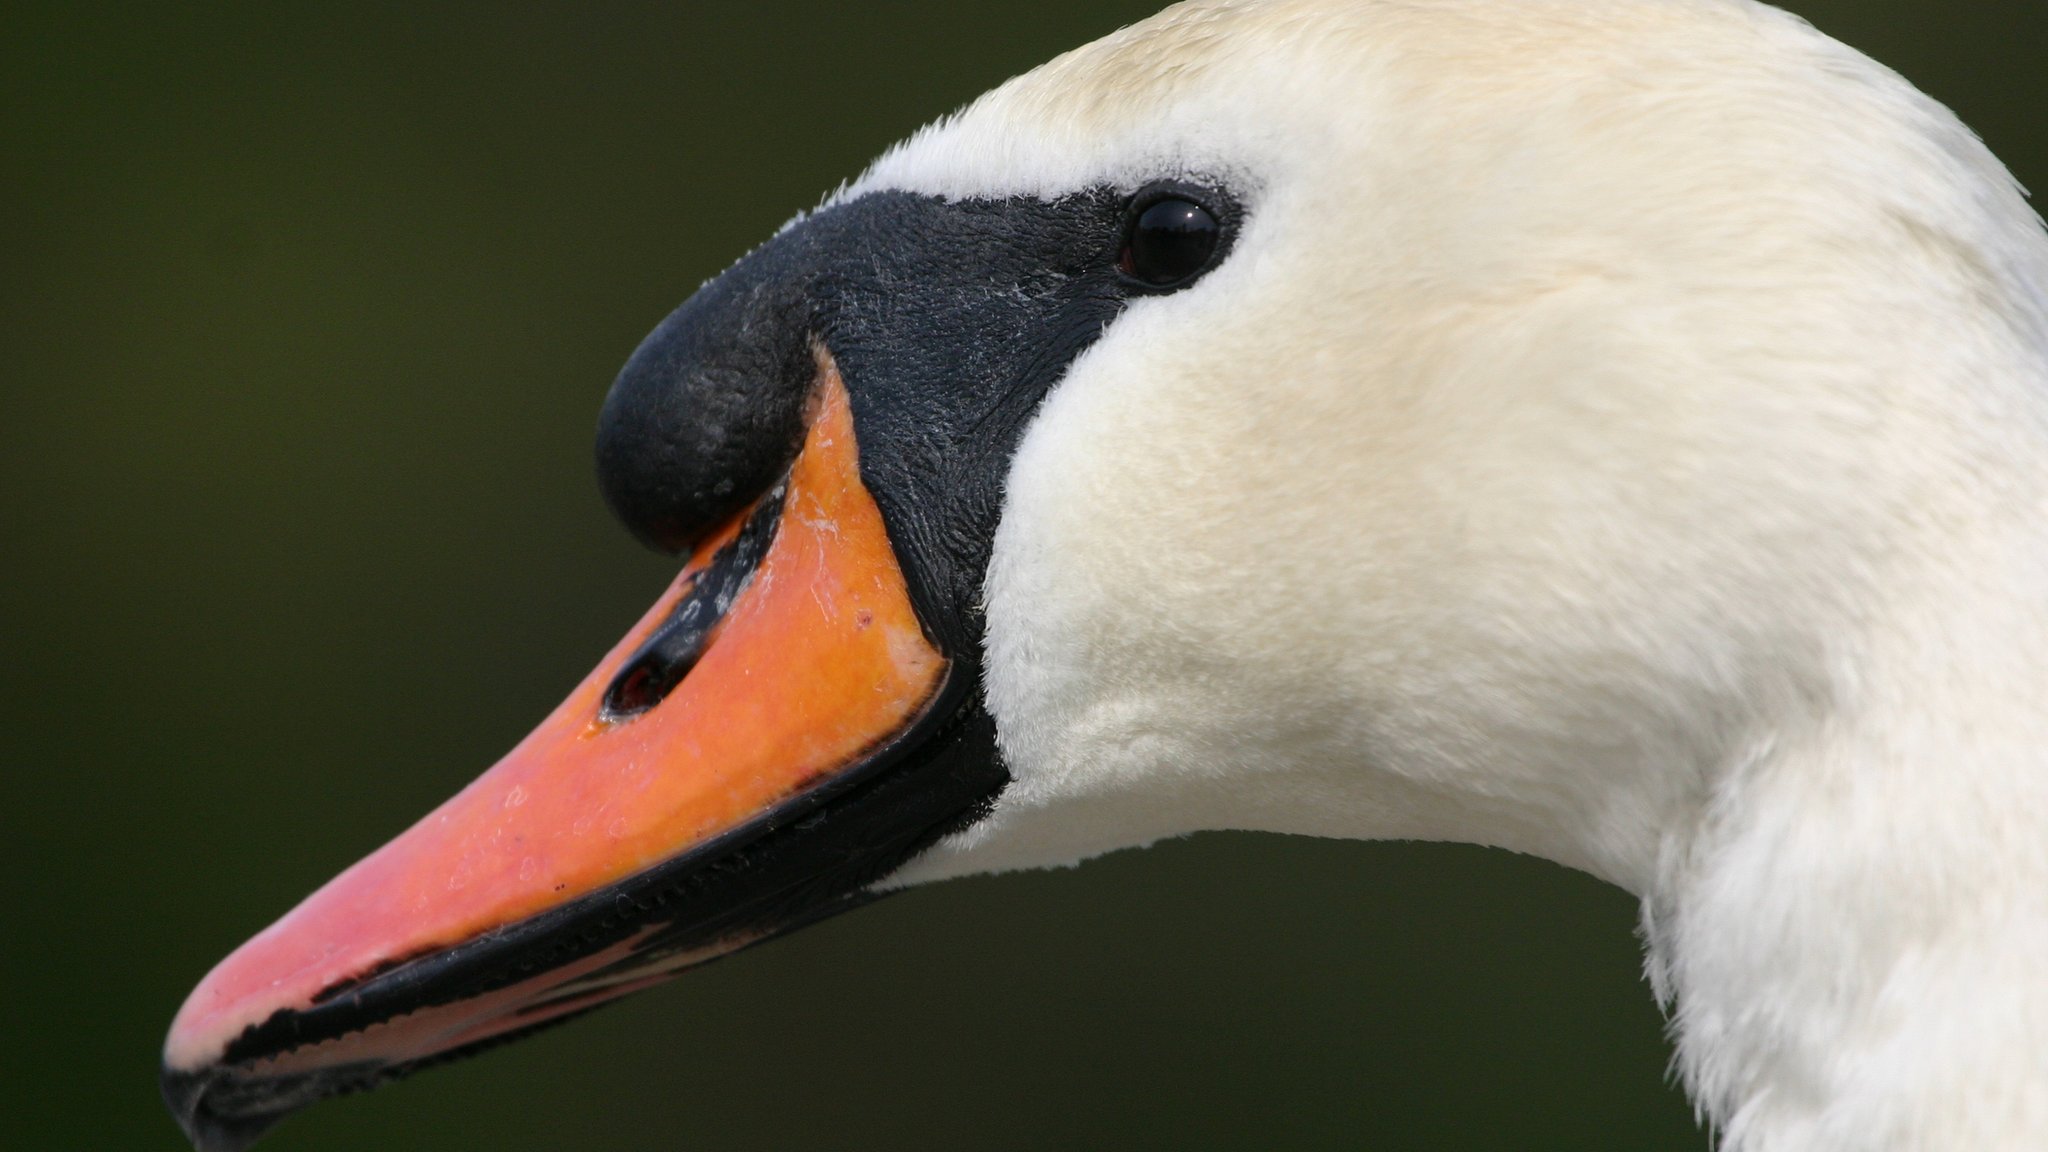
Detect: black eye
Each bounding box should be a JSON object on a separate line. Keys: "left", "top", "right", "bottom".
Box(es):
{"left": 1119, "top": 196, "right": 1221, "bottom": 288}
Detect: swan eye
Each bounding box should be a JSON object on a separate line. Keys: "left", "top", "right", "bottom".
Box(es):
{"left": 1119, "top": 195, "right": 1221, "bottom": 287}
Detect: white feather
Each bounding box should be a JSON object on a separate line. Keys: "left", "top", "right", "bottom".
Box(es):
{"left": 856, "top": 1, "right": 2048, "bottom": 1147}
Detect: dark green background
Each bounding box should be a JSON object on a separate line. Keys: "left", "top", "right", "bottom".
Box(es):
{"left": 5, "top": 3, "right": 2043, "bottom": 1149}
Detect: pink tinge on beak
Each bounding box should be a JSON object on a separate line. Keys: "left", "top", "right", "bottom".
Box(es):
{"left": 163, "top": 356, "right": 944, "bottom": 1081}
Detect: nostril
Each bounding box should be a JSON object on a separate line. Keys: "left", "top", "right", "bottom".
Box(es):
{"left": 601, "top": 481, "right": 787, "bottom": 721}
{"left": 605, "top": 657, "right": 677, "bottom": 720}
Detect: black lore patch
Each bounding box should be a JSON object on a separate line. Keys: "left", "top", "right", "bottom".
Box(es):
{"left": 597, "top": 181, "right": 1242, "bottom": 658}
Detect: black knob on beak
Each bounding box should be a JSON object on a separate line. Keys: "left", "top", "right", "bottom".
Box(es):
{"left": 596, "top": 252, "right": 815, "bottom": 555}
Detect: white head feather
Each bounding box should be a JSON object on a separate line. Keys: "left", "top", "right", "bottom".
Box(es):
{"left": 846, "top": 1, "right": 2048, "bottom": 1147}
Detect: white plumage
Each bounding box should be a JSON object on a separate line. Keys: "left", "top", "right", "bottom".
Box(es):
{"left": 849, "top": 2, "right": 2048, "bottom": 1147}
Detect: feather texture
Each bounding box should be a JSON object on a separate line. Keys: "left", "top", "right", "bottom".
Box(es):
{"left": 852, "top": 2, "right": 2048, "bottom": 1147}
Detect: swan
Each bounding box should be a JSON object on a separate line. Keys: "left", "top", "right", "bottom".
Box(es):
{"left": 162, "top": 0, "right": 2048, "bottom": 1148}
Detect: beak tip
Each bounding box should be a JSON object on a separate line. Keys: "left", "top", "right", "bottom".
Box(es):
{"left": 161, "top": 1063, "right": 282, "bottom": 1152}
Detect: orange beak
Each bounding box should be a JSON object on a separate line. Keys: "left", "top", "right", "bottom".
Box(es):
{"left": 163, "top": 351, "right": 989, "bottom": 1151}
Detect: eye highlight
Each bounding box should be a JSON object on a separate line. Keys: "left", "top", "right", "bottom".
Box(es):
{"left": 1118, "top": 192, "right": 1223, "bottom": 288}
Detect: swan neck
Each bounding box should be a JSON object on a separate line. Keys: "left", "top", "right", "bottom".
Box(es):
{"left": 1650, "top": 567, "right": 2048, "bottom": 1150}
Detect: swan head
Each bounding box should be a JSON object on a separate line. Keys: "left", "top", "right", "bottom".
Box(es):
{"left": 163, "top": 1, "right": 2048, "bottom": 1148}
{"left": 875, "top": 0, "right": 2048, "bottom": 890}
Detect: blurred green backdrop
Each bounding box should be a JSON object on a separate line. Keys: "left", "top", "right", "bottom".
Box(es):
{"left": 4, "top": 3, "right": 2043, "bottom": 1149}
